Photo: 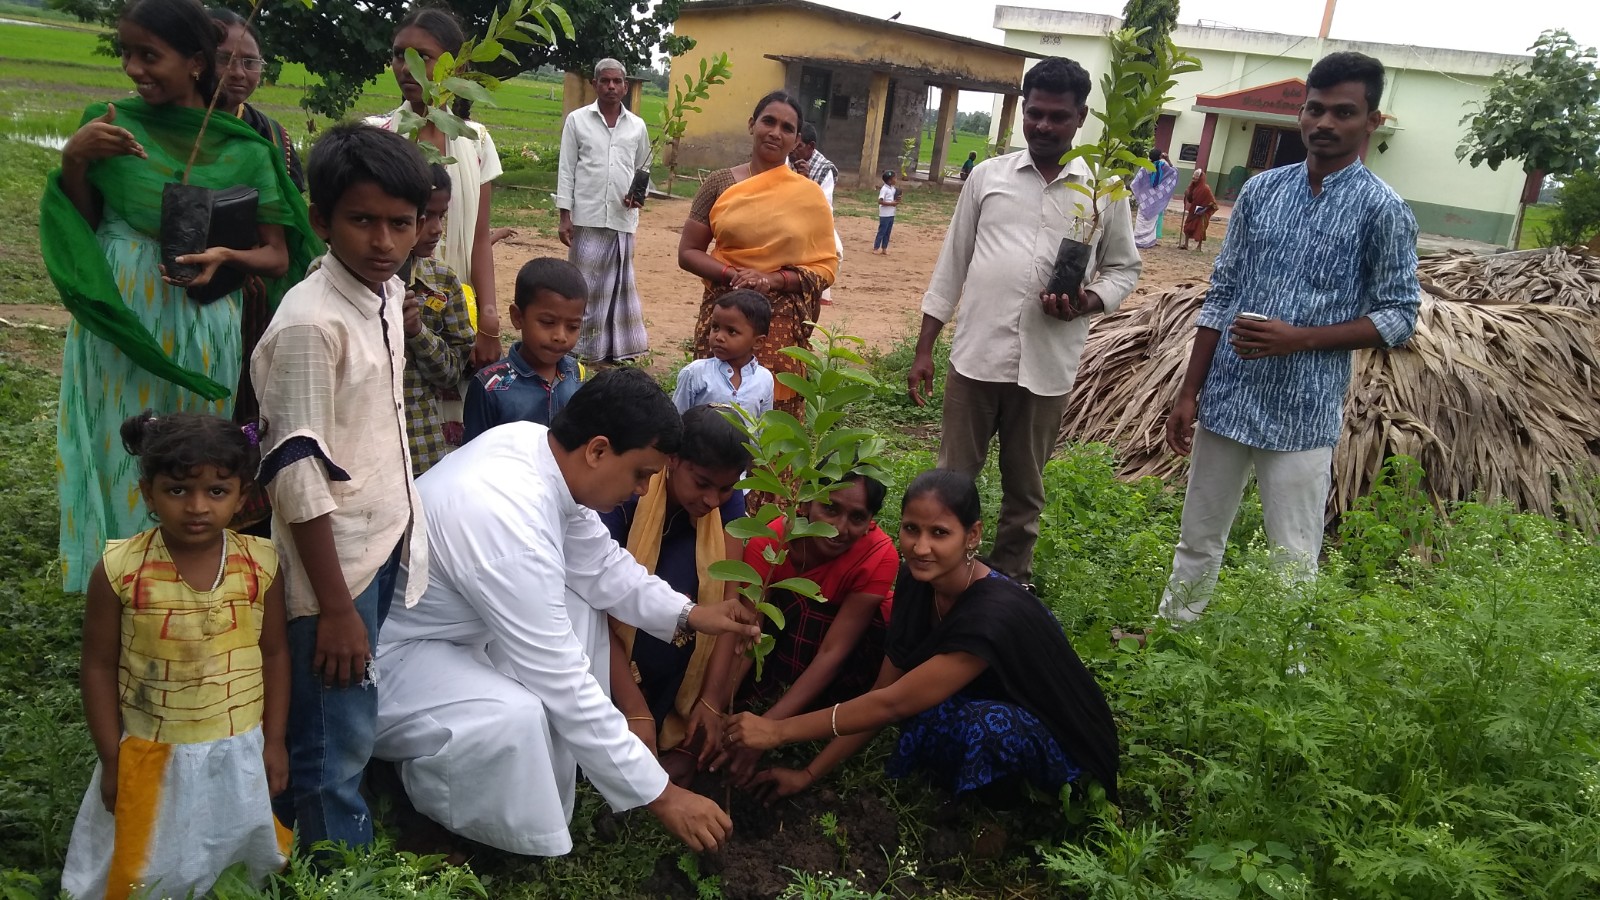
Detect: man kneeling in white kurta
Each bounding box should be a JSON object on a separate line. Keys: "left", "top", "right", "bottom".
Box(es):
{"left": 373, "top": 368, "right": 761, "bottom": 856}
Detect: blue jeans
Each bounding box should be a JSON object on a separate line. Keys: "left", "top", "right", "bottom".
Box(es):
{"left": 273, "top": 542, "right": 402, "bottom": 854}
{"left": 874, "top": 215, "right": 895, "bottom": 250}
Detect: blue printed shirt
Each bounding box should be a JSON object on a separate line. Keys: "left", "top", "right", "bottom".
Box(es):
{"left": 1195, "top": 161, "right": 1420, "bottom": 452}
{"left": 462, "top": 344, "right": 584, "bottom": 443}
{"left": 671, "top": 356, "right": 774, "bottom": 423}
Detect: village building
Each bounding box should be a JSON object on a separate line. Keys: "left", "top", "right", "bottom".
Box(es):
{"left": 667, "top": 0, "right": 1029, "bottom": 186}
{"left": 992, "top": 6, "right": 1532, "bottom": 246}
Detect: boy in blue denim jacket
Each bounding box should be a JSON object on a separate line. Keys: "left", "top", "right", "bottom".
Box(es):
{"left": 463, "top": 257, "right": 588, "bottom": 442}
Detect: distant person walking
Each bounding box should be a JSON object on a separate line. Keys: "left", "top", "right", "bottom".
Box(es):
{"left": 557, "top": 58, "right": 653, "bottom": 364}
{"left": 1158, "top": 52, "right": 1421, "bottom": 625}
{"left": 790, "top": 124, "right": 843, "bottom": 304}
{"left": 1178, "top": 168, "right": 1218, "bottom": 251}
{"left": 1133, "top": 150, "right": 1178, "bottom": 248}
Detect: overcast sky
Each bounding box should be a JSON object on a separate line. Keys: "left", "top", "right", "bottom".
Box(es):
{"left": 809, "top": 0, "right": 1600, "bottom": 111}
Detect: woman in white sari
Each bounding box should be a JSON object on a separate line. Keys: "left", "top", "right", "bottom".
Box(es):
{"left": 1132, "top": 150, "right": 1179, "bottom": 249}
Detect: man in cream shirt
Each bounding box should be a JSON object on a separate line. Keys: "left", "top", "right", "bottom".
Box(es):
{"left": 907, "top": 56, "right": 1142, "bottom": 588}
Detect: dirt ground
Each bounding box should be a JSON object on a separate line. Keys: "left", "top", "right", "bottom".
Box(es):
{"left": 491, "top": 203, "right": 1223, "bottom": 366}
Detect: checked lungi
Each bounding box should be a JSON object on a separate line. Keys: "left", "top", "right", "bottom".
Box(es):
{"left": 569, "top": 225, "right": 648, "bottom": 362}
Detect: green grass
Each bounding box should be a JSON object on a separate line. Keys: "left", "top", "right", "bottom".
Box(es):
{"left": 0, "top": 139, "right": 56, "bottom": 307}
{"left": 911, "top": 128, "right": 992, "bottom": 174}
{"left": 1519, "top": 204, "right": 1557, "bottom": 249}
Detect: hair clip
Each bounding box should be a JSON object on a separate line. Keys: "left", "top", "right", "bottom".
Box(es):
{"left": 241, "top": 423, "right": 260, "bottom": 447}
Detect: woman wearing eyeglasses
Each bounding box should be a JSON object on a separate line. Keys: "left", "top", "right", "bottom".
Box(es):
{"left": 208, "top": 7, "right": 306, "bottom": 534}
{"left": 209, "top": 8, "right": 302, "bottom": 191}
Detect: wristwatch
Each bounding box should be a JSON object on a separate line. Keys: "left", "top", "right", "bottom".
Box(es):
{"left": 672, "top": 599, "right": 695, "bottom": 647}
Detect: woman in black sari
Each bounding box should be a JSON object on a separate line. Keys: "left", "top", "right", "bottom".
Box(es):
{"left": 723, "top": 469, "right": 1119, "bottom": 802}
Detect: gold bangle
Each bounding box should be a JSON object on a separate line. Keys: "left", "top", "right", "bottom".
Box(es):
{"left": 478, "top": 328, "right": 500, "bottom": 339}
{"left": 626, "top": 716, "right": 654, "bottom": 723}
{"left": 699, "top": 697, "right": 724, "bottom": 718}
{"left": 830, "top": 702, "right": 841, "bottom": 737}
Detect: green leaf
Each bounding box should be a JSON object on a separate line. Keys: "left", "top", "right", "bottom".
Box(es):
{"left": 754, "top": 601, "right": 786, "bottom": 630}
{"left": 707, "top": 559, "right": 762, "bottom": 586}
{"left": 736, "top": 468, "right": 786, "bottom": 496}
{"left": 774, "top": 372, "right": 818, "bottom": 402}
{"left": 404, "top": 48, "right": 433, "bottom": 96}
{"left": 545, "top": 0, "right": 575, "bottom": 38}
{"left": 1257, "top": 872, "right": 1288, "bottom": 900}
{"left": 786, "top": 519, "right": 840, "bottom": 541}
{"left": 723, "top": 517, "right": 779, "bottom": 542}
{"left": 443, "top": 77, "right": 493, "bottom": 105}
{"left": 768, "top": 576, "right": 823, "bottom": 598}
{"left": 469, "top": 39, "right": 503, "bottom": 63}
{"left": 780, "top": 346, "right": 825, "bottom": 370}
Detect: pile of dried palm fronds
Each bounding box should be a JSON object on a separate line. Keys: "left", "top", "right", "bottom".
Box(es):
{"left": 1061, "top": 247, "right": 1600, "bottom": 531}
{"left": 1418, "top": 246, "right": 1600, "bottom": 308}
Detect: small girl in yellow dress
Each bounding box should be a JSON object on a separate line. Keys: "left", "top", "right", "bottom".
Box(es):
{"left": 62, "top": 411, "right": 289, "bottom": 900}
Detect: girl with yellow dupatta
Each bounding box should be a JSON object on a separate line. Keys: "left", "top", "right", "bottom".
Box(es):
{"left": 678, "top": 90, "right": 837, "bottom": 419}
{"left": 602, "top": 405, "right": 751, "bottom": 784}
{"left": 42, "top": 0, "right": 318, "bottom": 593}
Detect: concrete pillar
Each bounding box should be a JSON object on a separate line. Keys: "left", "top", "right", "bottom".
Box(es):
{"left": 561, "top": 71, "right": 592, "bottom": 119}
{"left": 995, "top": 93, "right": 1019, "bottom": 151}
{"left": 1195, "top": 112, "right": 1219, "bottom": 170}
{"left": 928, "top": 86, "right": 959, "bottom": 184}
{"left": 858, "top": 71, "right": 891, "bottom": 186}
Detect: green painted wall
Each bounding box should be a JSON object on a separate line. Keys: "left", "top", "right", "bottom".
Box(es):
{"left": 1405, "top": 199, "right": 1515, "bottom": 247}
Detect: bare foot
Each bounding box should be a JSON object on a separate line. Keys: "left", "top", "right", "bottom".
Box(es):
{"left": 490, "top": 227, "right": 517, "bottom": 245}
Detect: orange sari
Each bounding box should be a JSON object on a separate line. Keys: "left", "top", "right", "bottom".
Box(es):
{"left": 690, "top": 165, "right": 837, "bottom": 415}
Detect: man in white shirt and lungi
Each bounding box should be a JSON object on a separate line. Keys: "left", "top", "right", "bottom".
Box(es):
{"left": 373, "top": 368, "right": 760, "bottom": 856}
{"left": 557, "top": 58, "right": 653, "bottom": 364}
{"left": 907, "top": 57, "right": 1143, "bottom": 588}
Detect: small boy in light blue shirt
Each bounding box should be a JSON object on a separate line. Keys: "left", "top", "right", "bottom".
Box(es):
{"left": 673, "top": 289, "right": 773, "bottom": 424}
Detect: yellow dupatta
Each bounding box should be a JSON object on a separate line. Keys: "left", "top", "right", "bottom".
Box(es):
{"left": 614, "top": 469, "right": 728, "bottom": 750}
{"left": 708, "top": 164, "right": 839, "bottom": 284}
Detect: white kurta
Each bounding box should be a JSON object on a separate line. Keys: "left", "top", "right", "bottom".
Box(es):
{"left": 374, "top": 423, "right": 683, "bottom": 856}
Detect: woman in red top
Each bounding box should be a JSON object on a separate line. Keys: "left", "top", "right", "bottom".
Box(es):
{"left": 688, "top": 474, "right": 898, "bottom": 782}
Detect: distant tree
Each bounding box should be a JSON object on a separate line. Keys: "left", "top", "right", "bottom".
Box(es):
{"left": 45, "top": 0, "right": 694, "bottom": 119}
{"left": 1458, "top": 29, "right": 1600, "bottom": 248}
{"left": 1120, "top": 0, "right": 1180, "bottom": 153}
{"left": 1540, "top": 170, "right": 1600, "bottom": 246}
{"left": 956, "top": 110, "right": 992, "bottom": 135}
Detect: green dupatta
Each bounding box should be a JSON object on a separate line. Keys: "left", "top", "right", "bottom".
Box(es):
{"left": 39, "top": 98, "right": 322, "bottom": 400}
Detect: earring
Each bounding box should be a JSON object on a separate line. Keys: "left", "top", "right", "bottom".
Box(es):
{"left": 191, "top": 71, "right": 200, "bottom": 81}
{"left": 148, "top": 510, "right": 160, "bottom": 523}
{"left": 966, "top": 546, "right": 977, "bottom": 561}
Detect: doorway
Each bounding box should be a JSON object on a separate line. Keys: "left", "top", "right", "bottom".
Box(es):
{"left": 1247, "top": 125, "right": 1306, "bottom": 170}
{"left": 798, "top": 67, "right": 832, "bottom": 141}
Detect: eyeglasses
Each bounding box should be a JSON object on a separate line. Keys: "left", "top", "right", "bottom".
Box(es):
{"left": 217, "top": 53, "right": 265, "bottom": 73}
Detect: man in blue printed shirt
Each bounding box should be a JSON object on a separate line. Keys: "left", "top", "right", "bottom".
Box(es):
{"left": 1158, "top": 52, "right": 1420, "bottom": 623}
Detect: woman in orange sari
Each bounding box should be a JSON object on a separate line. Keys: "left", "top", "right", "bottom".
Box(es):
{"left": 678, "top": 90, "right": 838, "bottom": 418}
{"left": 1179, "top": 167, "right": 1219, "bottom": 251}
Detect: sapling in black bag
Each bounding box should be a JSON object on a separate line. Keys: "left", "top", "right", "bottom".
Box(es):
{"left": 160, "top": 183, "right": 260, "bottom": 304}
